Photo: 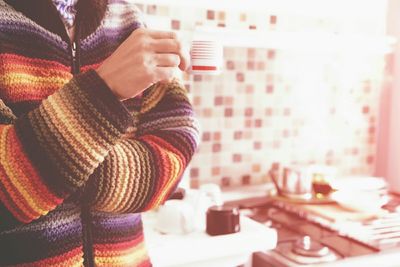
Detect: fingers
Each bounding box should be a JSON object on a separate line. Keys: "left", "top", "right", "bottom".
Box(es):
{"left": 155, "top": 54, "right": 180, "bottom": 67}
{"left": 147, "top": 29, "right": 178, "bottom": 39}
{"left": 152, "top": 39, "right": 190, "bottom": 71}
{"left": 154, "top": 67, "right": 179, "bottom": 82}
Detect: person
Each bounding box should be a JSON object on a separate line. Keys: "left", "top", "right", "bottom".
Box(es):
{"left": 0, "top": 0, "right": 200, "bottom": 266}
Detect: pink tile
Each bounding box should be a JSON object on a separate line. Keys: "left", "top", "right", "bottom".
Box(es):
{"left": 233, "top": 154, "right": 242, "bottom": 163}
{"left": 367, "top": 155, "right": 374, "bottom": 164}
{"left": 193, "top": 96, "right": 201, "bottom": 106}
{"left": 267, "top": 50, "right": 276, "bottom": 59}
{"left": 283, "top": 129, "right": 290, "bottom": 138}
{"left": 190, "top": 178, "right": 200, "bottom": 189}
{"left": 252, "top": 164, "right": 261, "bottom": 173}
{"left": 266, "top": 85, "right": 274, "bottom": 94}
{"left": 227, "top": 60, "right": 235, "bottom": 70}
{"left": 202, "top": 132, "right": 211, "bottom": 142}
{"left": 369, "top": 126, "right": 375, "bottom": 134}
{"left": 270, "top": 15, "right": 277, "bottom": 24}
{"left": 225, "top": 96, "right": 234, "bottom": 106}
{"left": 194, "top": 75, "right": 202, "bottom": 82}
{"left": 218, "top": 11, "right": 226, "bottom": 20}
{"left": 171, "top": 20, "right": 180, "bottom": 30}
{"left": 234, "top": 131, "right": 243, "bottom": 140}
{"left": 244, "top": 131, "right": 252, "bottom": 139}
{"left": 236, "top": 72, "right": 245, "bottom": 82}
{"left": 147, "top": 5, "right": 157, "bottom": 14}
{"left": 245, "top": 119, "right": 252, "bottom": 128}
{"left": 212, "top": 143, "right": 221, "bottom": 152}
{"left": 214, "top": 96, "right": 224, "bottom": 106}
{"left": 257, "top": 62, "right": 266, "bottom": 70}
{"left": 213, "top": 132, "right": 221, "bottom": 141}
{"left": 248, "top": 48, "right": 256, "bottom": 58}
{"left": 245, "top": 108, "right": 253, "bottom": 117}
{"left": 207, "top": 10, "right": 215, "bottom": 20}
{"left": 202, "top": 108, "right": 213, "bottom": 117}
{"left": 254, "top": 119, "right": 263, "bottom": 128}
{"left": 246, "top": 85, "right": 254, "bottom": 94}
{"left": 224, "top": 108, "right": 234, "bottom": 117}
{"left": 363, "top": 106, "right": 370, "bottom": 114}
{"left": 253, "top": 141, "right": 262, "bottom": 150}
{"left": 212, "top": 167, "right": 221, "bottom": 176}
{"left": 247, "top": 61, "right": 255, "bottom": 70}
{"left": 283, "top": 108, "right": 291, "bottom": 116}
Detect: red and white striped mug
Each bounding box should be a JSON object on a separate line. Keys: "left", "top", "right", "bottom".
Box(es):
{"left": 190, "top": 36, "right": 223, "bottom": 75}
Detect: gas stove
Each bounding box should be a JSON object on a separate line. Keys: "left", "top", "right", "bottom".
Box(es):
{"left": 231, "top": 195, "right": 400, "bottom": 267}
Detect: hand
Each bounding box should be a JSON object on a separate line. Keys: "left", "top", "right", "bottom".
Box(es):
{"left": 96, "top": 28, "right": 189, "bottom": 100}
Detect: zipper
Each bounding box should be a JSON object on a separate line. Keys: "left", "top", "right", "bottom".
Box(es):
{"left": 71, "top": 41, "right": 80, "bottom": 75}
{"left": 69, "top": 38, "right": 94, "bottom": 267}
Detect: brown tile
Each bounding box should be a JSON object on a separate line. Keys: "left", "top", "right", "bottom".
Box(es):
{"left": 190, "top": 168, "right": 199, "bottom": 178}
{"left": 241, "top": 175, "right": 251, "bottom": 185}
{"left": 221, "top": 177, "right": 231, "bottom": 187}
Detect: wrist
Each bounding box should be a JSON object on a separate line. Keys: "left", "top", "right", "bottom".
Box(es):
{"left": 95, "top": 67, "right": 125, "bottom": 101}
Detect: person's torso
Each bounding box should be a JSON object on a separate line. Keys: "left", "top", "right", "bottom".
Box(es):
{"left": 0, "top": 1, "right": 151, "bottom": 266}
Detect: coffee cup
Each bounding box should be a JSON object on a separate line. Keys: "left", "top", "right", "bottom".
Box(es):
{"left": 189, "top": 33, "right": 223, "bottom": 75}
{"left": 154, "top": 200, "right": 195, "bottom": 235}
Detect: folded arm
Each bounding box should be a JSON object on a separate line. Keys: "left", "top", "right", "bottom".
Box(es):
{"left": 0, "top": 70, "right": 132, "bottom": 231}
{"left": 86, "top": 80, "right": 200, "bottom": 213}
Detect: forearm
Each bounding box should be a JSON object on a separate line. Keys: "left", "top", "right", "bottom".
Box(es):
{"left": 0, "top": 70, "right": 132, "bottom": 230}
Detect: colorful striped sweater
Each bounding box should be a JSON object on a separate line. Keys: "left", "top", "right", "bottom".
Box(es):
{"left": 0, "top": 0, "right": 200, "bottom": 266}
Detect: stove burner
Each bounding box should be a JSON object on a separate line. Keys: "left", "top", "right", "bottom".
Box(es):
{"left": 292, "top": 236, "right": 329, "bottom": 257}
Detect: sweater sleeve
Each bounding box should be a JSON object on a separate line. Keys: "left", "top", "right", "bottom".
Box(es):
{"left": 0, "top": 70, "right": 132, "bottom": 231}
{"left": 85, "top": 79, "right": 200, "bottom": 213}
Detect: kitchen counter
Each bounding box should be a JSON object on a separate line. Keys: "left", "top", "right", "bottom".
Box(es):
{"left": 142, "top": 212, "right": 277, "bottom": 267}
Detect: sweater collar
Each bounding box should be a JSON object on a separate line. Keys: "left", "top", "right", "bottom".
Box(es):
{"left": 3, "top": 0, "right": 107, "bottom": 43}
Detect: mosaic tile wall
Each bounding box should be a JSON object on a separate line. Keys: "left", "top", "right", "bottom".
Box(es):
{"left": 134, "top": 2, "right": 388, "bottom": 188}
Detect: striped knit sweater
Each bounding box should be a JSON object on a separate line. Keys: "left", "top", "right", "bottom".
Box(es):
{"left": 0, "top": 0, "right": 200, "bottom": 266}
